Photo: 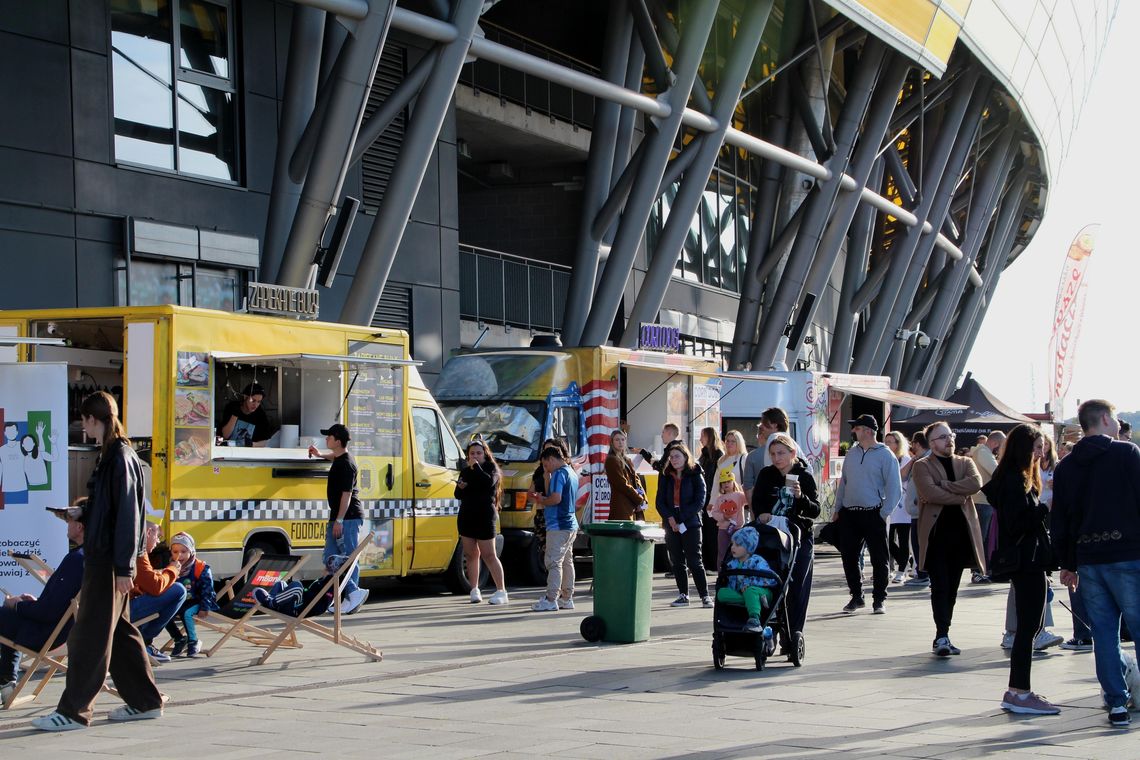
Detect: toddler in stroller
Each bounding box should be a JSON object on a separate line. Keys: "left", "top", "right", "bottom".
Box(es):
{"left": 712, "top": 523, "right": 801, "bottom": 670}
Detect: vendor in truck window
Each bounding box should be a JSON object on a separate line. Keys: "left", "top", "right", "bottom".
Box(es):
{"left": 217, "top": 383, "right": 273, "bottom": 447}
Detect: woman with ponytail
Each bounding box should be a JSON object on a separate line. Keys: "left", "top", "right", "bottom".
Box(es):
{"left": 33, "top": 392, "right": 164, "bottom": 731}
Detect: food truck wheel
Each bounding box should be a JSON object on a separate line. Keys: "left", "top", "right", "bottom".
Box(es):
{"left": 527, "top": 539, "right": 549, "bottom": 586}
{"left": 444, "top": 543, "right": 491, "bottom": 594}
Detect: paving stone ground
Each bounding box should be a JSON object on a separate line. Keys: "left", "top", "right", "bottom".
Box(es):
{"left": 1, "top": 550, "right": 1135, "bottom": 758}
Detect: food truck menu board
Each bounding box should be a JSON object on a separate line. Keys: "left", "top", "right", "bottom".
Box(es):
{"left": 346, "top": 342, "right": 404, "bottom": 459}
{"left": 174, "top": 351, "right": 211, "bottom": 466}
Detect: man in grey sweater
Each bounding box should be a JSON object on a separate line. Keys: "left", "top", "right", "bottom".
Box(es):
{"left": 834, "top": 414, "right": 902, "bottom": 614}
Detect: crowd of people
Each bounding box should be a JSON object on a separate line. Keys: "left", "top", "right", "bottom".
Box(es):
{"left": 4, "top": 391, "right": 1138, "bottom": 731}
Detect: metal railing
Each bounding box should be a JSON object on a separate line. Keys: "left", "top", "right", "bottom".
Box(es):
{"left": 459, "top": 21, "right": 597, "bottom": 130}
{"left": 458, "top": 244, "right": 571, "bottom": 333}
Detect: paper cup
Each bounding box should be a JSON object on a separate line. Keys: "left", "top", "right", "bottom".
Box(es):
{"left": 785, "top": 473, "right": 799, "bottom": 486}
{"left": 280, "top": 424, "right": 300, "bottom": 448}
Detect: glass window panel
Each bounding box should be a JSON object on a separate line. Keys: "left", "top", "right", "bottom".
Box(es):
{"left": 177, "top": 82, "right": 236, "bottom": 180}
{"left": 194, "top": 267, "right": 240, "bottom": 310}
{"left": 179, "top": 0, "right": 229, "bottom": 78}
{"left": 111, "top": 0, "right": 175, "bottom": 170}
{"left": 116, "top": 259, "right": 181, "bottom": 306}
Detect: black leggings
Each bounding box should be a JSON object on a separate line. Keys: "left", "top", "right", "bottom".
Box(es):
{"left": 1009, "top": 570, "right": 1047, "bottom": 690}
{"left": 889, "top": 524, "right": 911, "bottom": 572}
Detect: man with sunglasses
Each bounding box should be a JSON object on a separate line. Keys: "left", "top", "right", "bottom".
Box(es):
{"left": 913, "top": 422, "right": 984, "bottom": 657}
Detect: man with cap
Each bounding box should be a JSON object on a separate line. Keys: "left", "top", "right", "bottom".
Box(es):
{"left": 218, "top": 383, "right": 274, "bottom": 447}
{"left": 1, "top": 507, "right": 85, "bottom": 706}
{"left": 308, "top": 423, "right": 369, "bottom": 614}
{"left": 833, "top": 414, "right": 901, "bottom": 614}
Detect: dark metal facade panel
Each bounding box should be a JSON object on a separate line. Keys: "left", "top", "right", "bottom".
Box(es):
{"left": 361, "top": 43, "right": 408, "bottom": 213}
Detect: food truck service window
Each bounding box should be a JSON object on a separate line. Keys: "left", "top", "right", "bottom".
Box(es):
{"left": 204, "top": 352, "right": 416, "bottom": 462}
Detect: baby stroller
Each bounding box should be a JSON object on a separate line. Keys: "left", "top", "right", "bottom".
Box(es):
{"left": 711, "top": 522, "right": 803, "bottom": 671}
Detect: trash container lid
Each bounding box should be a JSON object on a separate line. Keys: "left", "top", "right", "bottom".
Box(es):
{"left": 584, "top": 521, "right": 666, "bottom": 541}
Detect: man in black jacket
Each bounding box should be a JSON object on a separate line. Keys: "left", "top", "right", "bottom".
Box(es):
{"left": 1, "top": 510, "right": 85, "bottom": 706}
{"left": 1052, "top": 399, "right": 1140, "bottom": 728}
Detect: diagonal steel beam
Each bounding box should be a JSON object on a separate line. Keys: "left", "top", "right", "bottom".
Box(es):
{"left": 277, "top": 0, "right": 397, "bottom": 288}
{"left": 749, "top": 40, "right": 888, "bottom": 370}
{"left": 262, "top": 5, "right": 326, "bottom": 284}
{"left": 579, "top": 0, "right": 720, "bottom": 346}
{"left": 339, "top": 0, "right": 483, "bottom": 324}
{"left": 620, "top": 0, "right": 775, "bottom": 347}
{"left": 559, "top": 0, "right": 633, "bottom": 346}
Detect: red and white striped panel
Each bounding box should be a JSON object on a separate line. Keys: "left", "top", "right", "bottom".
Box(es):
{"left": 581, "top": 378, "right": 620, "bottom": 521}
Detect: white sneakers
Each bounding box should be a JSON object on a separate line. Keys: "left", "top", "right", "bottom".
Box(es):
{"left": 487, "top": 589, "right": 509, "bottom": 605}
{"left": 342, "top": 588, "right": 369, "bottom": 615}
{"left": 470, "top": 587, "right": 483, "bottom": 603}
{"left": 31, "top": 711, "right": 86, "bottom": 731}
{"left": 557, "top": 598, "right": 575, "bottom": 610}
{"left": 1033, "top": 629, "right": 1064, "bottom": 651}
{"left": 1001, "top": 631, "right": 1015, "bottom": 650}
{"left": 108, "top": 704, "right": 164, "bottom": 722}
{"left": 890, "top": 571, "right": 906, "bottom": 584}
{"left": 532, "top": 597, "right": 559, "bottom": 611}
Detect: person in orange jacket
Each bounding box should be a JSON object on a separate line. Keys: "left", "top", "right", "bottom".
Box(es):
{"left": 128, "top": 522, "right": 186, "bottom": 665}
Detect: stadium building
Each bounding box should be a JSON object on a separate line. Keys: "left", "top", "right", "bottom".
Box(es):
{"left": 0, "top": 0, "right": 1117, "bottom": 395}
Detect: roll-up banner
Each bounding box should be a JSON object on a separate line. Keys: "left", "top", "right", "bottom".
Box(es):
{"left": 0, "top": 362, "right": 69, "bottom": 595}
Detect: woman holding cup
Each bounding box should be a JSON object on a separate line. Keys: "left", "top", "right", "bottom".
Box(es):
{"left": 750, "top": 433, "right": 820, "bottom": 638}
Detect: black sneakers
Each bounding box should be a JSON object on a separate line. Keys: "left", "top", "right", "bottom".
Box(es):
{"left": 842, "top": 597, "right": 866, "bottom": 614}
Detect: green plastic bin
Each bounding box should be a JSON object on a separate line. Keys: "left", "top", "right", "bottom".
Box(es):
{"left": 582, "top": 521, "right": 666, "bottom": 643}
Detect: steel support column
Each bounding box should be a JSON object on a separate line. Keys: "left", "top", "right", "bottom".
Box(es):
{"left": 867, "top": 80, "right": 992, "bottom": 375}
{"left": 607, "top": 40, "right": 647, "bottom": 245}
{"left": 277, "top": 0, "right": 397, "bottom": 288}
{"left": 579, "top": 0, "right": 720, "bottom": 347}
{"left": 828, "top": 159, "right": 883, "bottom": 371}
{"left": 903, "top": 127, "right": 1017, "bottom": 392}
{"left": 784, "top": 52, "right": 911, "bottom": 366}
{"left": 559, "top": 0, "right": 633, "bottom": 346}
{"left": 749, "top": 41, "right": 888, "bottom": 370}
{"left": 850, "top": 68, "right": 981, "bottom": 374}
{"left": 348, "top": 49, "right": 438, "bottom": 165}
{"left": 929, "top": 176, "right": 1029, "bottom": 398}
{"left": 339, "top": 0, "right": 483, "bottom": 325}
{"left": 619, "top": 0, "right": 775, "bottom": 347}
{"left": 261, "top": 5, "right": 325, "bottom": 284}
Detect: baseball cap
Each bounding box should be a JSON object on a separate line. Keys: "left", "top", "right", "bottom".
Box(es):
{"left": 847, "top": 414, "right": 880, "bottom": 431}
{"left": 320, "top": 423, "right": 351, "bottom": 444}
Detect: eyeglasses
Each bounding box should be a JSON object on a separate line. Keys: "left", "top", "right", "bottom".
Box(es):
{"left": 929, "top": 433, "right": 955, "bottom": 444}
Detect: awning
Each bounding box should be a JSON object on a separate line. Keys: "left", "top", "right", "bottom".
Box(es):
{"left": 619, "top": 359, "right": 786, "bottom": 383}
{"left": 220, "top": 353, "right": 420, "bottom": 369}
{"left": 829, "top": 384, "right": 965, "bottom": 410}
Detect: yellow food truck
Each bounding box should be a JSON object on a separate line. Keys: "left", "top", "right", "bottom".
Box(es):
{"left": 0, "top": 306, "right": 476, "bottom": 590}
{"left": 434, "top": 344, "right": 779, "bottom": 582}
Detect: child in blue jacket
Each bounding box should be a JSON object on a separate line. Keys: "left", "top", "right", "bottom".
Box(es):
{"left": 163, "top": 532, "right": 218, "bottom": 657}
{"left": 716, "top": 526, "right": 778, "bottom": 632}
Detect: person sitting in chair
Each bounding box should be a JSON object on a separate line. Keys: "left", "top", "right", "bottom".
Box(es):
{"left": 1, "top": 507, "right": 85, "bottom": 706}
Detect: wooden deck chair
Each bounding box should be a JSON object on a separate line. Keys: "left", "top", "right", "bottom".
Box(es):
{"left": 201, "top": 550, "right": 309, "bottom": 657}
{"left": 0, "top": 597, "right": 76, "bottom": 710}
{"left": 11, "top": 552, "right": 54, "bottom": 587}
{"left": 254, "top": 531, "right": 382, "bottom": 666}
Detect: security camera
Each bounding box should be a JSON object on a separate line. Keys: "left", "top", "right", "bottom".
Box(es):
{"left": 915, "top": 333, "right": 931, "bottom": 349}
{"left": 46, "top": 322, "right": 58, "bottom": 336}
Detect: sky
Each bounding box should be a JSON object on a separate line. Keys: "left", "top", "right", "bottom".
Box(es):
{"left": 964, "top": 2, "right": 1136, "bottom": 417}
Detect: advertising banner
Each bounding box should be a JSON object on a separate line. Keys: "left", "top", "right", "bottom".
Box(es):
{"left": 0, "top": 363, "right": 69, "bottom": 596}
{"left": 1048, "top": 225, "right": 1098, "bottom": 420}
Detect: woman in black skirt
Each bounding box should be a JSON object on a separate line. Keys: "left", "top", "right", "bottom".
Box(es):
{"left": 456, "top": 439, "right": 508, "bottom": 605}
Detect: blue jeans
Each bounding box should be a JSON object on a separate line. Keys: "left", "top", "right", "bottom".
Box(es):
{"left": 130, "top": 584, "right": 187, "bottom": 644}
{"left": 975, "top": 503, "right": 994, "bottom": 571}
{"left": 1079, "top": 559, "right": 1140, "bottom": 708}
{"left": 324, "top": 518, "right": 363, "bottom": 595}
{"left": 1069, "top": 586, "right": 1092, "bottom": 640}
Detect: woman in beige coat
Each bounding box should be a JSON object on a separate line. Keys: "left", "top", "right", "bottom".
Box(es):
{"left": 912, "top": 421, "right": 984, "bottom": 657}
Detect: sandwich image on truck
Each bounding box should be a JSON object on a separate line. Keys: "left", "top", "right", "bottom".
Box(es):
{"left": 434, "top": 343, "right": 782, "bottom": 583}
{"left": 0, "top": 306, "right": 482, "bottom": 592}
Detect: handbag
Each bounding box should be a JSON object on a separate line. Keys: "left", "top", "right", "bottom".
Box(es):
{"left": 818, "top": 520, "right": 840, "bottom": 547}
{"left": 989, "top": 539, "right": 1023, "bottom": 582}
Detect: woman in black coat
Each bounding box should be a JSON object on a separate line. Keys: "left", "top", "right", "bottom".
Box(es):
{"left": 656, "top": 443, "right": 709, "bottom": 607}
{"left": 456, "top": 440, "right": 508, "bottom": 605}
{"left": 751, "top": 433, "right": 820, "bottom": 637}
{"left": 35, "top": 391, "right": 164, "bottom": 731}
{"left": 982, "top": 424, "right": 1059, "bottom": 716}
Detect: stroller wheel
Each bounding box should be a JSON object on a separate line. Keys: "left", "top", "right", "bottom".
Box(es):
{"left": 790, "top": 631, "right": 805, "bottom": 667}
{"left": 580, "top": 616, "right": 606, "bottom": 643}
{"left": 712, "top": 637, "right": 726, "bottom": 670}
{"left": 754, "top": 655, "right": 765, "bottom": 671}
